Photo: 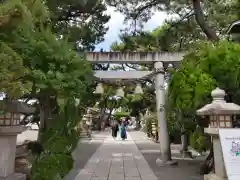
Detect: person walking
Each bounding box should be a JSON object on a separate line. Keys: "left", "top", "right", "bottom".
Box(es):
{"left": 111, "top": 120, "right": 119, "bottom": 139}
{"left": 120, "top": 122, "right": 127, "bottom": 140}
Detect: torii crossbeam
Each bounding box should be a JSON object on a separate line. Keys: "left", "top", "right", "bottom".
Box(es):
{"left": 94, "top": 71, "right": 153, "bottom": 81}
{"left": 87, "top": 51, "right": 184, "bottom": 64}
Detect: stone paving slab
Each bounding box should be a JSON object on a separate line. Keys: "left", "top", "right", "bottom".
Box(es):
{"left": 74, "top": 133, "right": 158, "bottom": 180}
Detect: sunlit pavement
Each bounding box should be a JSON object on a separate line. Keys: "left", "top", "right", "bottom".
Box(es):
{"left": 74, "top": 133, "right": 158, "bottom": 180}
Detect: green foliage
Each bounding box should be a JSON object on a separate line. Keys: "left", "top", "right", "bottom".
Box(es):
{"left": 0, "top": 0, "right": 94, "bottom": 99}
{"left": 0, "top": 42, "right": 31, "bottom": 98}
{"left": 145, "top": 114, "right": 157, "bottom": 138}
{"left": 10, "top": 27, "right": 93, "bottom": 99}
{"left": 114, "top": 111, "right": 130, "bottom": 121}
{"left": 111, "top": 31, "right": 160, "bottom": 51}
{"left": 109, "top": 0, "right": 237, "bottom": 51}
{"left": 0, "top": 1, "right": 96, "bottom": 179}
{"left": 0, "top": 0, "right": 38, "bottom": 98}
{"left": 106, "top": 0, "right": 238, "bottom": 41}
{"left": 31, "top": 101, "right": 83, "bottom": 179}
{"left": 168, "top": 40, "right": 240, "bottom": 150}
{"left": 168, "top": 58, "right": 216, "bottom": 114}
{"left": 46, "top": 0, "right": 110, "bottom": 50}
{"left": 189, "top": 127, "right": 211, "bottom": 153}
{"left": 32, "top": 153, "right": 73, "bottom": 179}
{"left": 124, "top": 93, "right": 155, "bottom": 116}
{"left": 166, "top": 111, "right": 180, "bottom": 137}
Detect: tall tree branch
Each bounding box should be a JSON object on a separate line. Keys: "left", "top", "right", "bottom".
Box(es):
{"left": 192, "top": 0, "right": 219, "bottom": 41}
{"left": 132, "top": 0, "right": 166, "bottom": 19}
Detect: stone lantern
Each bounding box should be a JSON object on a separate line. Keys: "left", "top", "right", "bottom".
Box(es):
{"left": 196, "top": 87, "right": 240, "bottom": 180}
{"left": 0, "top": 100, "right": 35, "bottom": 180}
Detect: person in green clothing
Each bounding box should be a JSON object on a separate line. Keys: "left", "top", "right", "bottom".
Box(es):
{"left": 120, "top": 121, "right": 127, "bottom": 140}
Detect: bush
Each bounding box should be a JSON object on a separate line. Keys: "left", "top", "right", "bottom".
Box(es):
{"left": 167, "top": 112, "right": 181, "bottom": 143}
{"left": 114, "top": 111, "right": 130, "bottom": 121}
{"left": 145, "top": 114, "right": 158, "bottom": 138}
{"left": 31, "top": 101, "right": 82, "bottom": 180}
{"left": 167, "top": 41, "right": 240, "bottom": 149}
{"left": 189, "top": 127, "right": 211, "bottom": 154}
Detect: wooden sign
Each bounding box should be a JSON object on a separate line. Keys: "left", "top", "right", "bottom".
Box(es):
{"left": 219, "top": 128, "right": 240, "bottom": 180}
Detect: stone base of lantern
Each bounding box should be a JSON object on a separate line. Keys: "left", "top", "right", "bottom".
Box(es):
{"left": 0, "top": 126, "right": 26, "bottom": 179}
{"left": 204, "top": 128, "right": 227, "bottom": 179}
{"left": 0, "top": 173, "right": 26, "bottom": 180}
{"left": 204, "top": 174, "right": 227, "bottom": 180}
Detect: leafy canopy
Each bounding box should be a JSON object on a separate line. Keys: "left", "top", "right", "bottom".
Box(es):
{"left": 46, "top": 0, "right": 110, "bottom": 50}
{"left": 0, "top": 0, "right": 94, "bottom": 100}
{"left": 168, "top": 40, "right": 240, "bottom": 116}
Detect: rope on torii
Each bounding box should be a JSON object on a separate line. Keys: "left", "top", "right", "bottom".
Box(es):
{"left": 87, "top": 51, "right": 184, "bottom": 96}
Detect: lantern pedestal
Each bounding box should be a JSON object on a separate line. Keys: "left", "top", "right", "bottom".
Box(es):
{"left": 0, "top": 126, "right": 26, "bottom": 180}
{"left": 0, "top": 173, "right": 26, "bottom": 180}
{"left": 204, "top": 128, "right": 227, "bottom": 180}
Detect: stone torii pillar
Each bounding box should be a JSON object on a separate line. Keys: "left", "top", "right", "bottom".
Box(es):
{"left": 154, "top": 61, "right": 176, "bottom": 165}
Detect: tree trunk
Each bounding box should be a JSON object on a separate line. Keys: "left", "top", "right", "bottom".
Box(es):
{"left": 192, "top": 0, "right": 219, "bottom": 41}
{"left": 200, "top": 145, "right": 214, "bottom": 174}
{"left": 37, "top": 95, "right": 52, "bottom": 143}
{"left": 180, "top": 123, "right": 188, "bottom": 153}
{"left": 106, "top": 108, "right": 114, "bottom": 126}
{"left": 37, "top": 107, "right": 45, "bottom": 142}
{"left": 135, "top": 113, "right": 141, "bottom": 130}
{"left": 191, "top": 0, "right": 219, "bottom": 173}
{"left": 98, "top": 108, "right": 105, "bottom": 130}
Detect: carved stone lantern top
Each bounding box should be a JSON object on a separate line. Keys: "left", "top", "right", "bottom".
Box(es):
{"left": 211, "top": 87, "right": 225, "bottom": 100}
{"left": 197, "top": 87, "right": 240, "bottom": 116}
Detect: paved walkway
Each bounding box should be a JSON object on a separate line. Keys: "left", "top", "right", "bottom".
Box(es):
{"left": 130, "top": 131, "right": 204, "bottom": 180}
{"left": 65, "top": 131, "right": 108, "bottom": 180}
{"left": 74, "top": 133, "right": 158, "bottom": 180}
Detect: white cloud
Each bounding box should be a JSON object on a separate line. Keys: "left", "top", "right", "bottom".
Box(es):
{"left": 144, "top": 11, "right": 166, "bottom": 31}
{"left": 95, "top": 7, "right": 124, "bottom": 51}
{"left": 95, "top": 7, "right": 167, "bottom": 51}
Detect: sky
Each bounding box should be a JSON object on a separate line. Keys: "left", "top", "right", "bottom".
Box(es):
{"left": 95, "top": 7, "right": 167, "bottom": 51}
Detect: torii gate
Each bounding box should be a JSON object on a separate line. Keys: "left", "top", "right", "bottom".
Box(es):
{"left": 86, "top": 51, "right": 184, "bottom": 164}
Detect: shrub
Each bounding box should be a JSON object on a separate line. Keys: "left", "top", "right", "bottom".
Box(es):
{"left": 145, "top": 114, "right": 158, "bottom": 138}
{"left": 114, "top": 111, "right": 130, "bottom": 121}
{"left": 189, "top": 127, "right": 211, "bottom": 154}
{"left": 31, "top": 102, "right": 82, "bottom": 180}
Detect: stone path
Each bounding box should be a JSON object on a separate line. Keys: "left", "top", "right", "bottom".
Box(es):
{"left": 65, "top": 131, "right": 108, "bottom": 180}
{"left": 74, "top": 133, "right": 157, "bottom": 180}
{"left": 130, "top": 131, "right": 204, "bottom": 180}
